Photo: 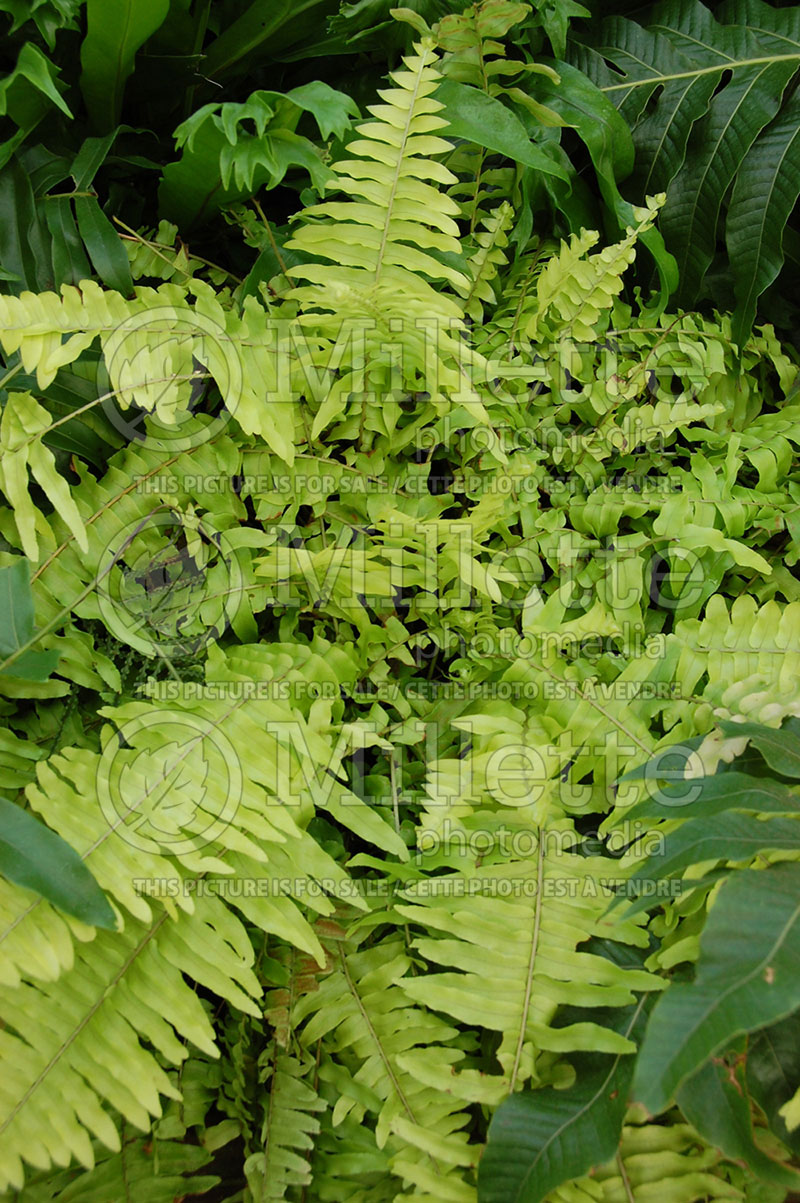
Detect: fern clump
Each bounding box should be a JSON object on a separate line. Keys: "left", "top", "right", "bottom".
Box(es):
{"left": 0, "top": 6, "right": 799, "bottom": 1203}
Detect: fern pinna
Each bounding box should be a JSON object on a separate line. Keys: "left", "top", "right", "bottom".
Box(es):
{"left": 0, "top": 23, "right": 799, "bottom": 1203}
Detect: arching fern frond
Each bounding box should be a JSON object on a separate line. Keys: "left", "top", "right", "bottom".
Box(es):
{"left": 293, "top": 926, "right": 478, "bottom": 1202}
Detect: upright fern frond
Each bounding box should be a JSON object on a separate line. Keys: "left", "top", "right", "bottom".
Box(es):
{"left": 284, "top": 38, "right": 498, "bottom": 435}
{"left": 287, "top": 38, "right": 467, "bottom": 323}
{"left": 293, "top": 926, "right": 478, "bottom": 1202}
{"left": 459, "top": 201, "right": 514, "bottom": 322}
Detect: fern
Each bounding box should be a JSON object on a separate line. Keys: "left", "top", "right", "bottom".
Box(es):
{"left": 292, "top": 922, "right": 479, "bottom": 1202}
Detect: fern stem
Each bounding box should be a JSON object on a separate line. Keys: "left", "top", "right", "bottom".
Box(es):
{"left": 252, "top": 197, "right": 288, "bottom": 278}
{"left": 616, "top": 1150, "right": 636, "bottom": 1203}
{"left": 509, "top": 831, "right": 546, "bottom": 1092}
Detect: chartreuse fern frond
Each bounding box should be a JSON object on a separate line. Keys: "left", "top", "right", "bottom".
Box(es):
{"left": 397, "top": 824, "right": 662, "bottom": 1093}
{"left": 293, "top": 925, "right": 478, "bottom": 1203}
{"left": 525, "top": 195, "right": 663, "bottom": 345}
{"left": 0, "top": 280, "right": 299, "bottom": 460}
{"left": 0, "top": 637, "right": 413, "bottom": 1190}
{"left": 286, "top": 38, "right": 467, "bottom": 319}
{"left": 0, "top": 392, "right": 87, "bottom": 562}
{"left": 285, "top": 38, "right": 498, "bottom": 438}
{"left": 459, "top": 200, "right": 514, "bottom": 322}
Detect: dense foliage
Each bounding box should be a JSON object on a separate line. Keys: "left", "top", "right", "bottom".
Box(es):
{"left": 1, "top": 1, "right": 800, "bottom": 1200}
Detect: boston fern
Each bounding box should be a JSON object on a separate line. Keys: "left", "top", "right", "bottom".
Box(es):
{"left": 1, "top": 3, "right": 800, "bottom": 1202}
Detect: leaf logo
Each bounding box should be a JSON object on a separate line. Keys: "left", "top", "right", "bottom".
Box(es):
{"left": 100, "top": 307, "right": 241, "bottom": 451}
{"left": 97, "top": 711, "right": 242, "bottom": 853}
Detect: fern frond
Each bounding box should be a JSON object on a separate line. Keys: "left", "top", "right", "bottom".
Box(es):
{"left": 459, "top": 201, "right": 514, "bottom": 322}
{"left": 585, "top": 1114, "right": 741, "bottom": 1203}
{"left": 244, "top": 1047, "right": 326, "bottom": 1201}
{"left": 0, "top": 392, "right": 87, "bottom": 561}
{"left": 0, "top": 281, "right": 298, "bottom": 459}
{"left": 287, "top": 39, "right": 466, "bottom": 317}
{"left": 0, "top": 896, "right": 255, "bottom": 1192}
{"left": 293, "top": 926, "right": 478, "bottom": 1202}
{"left": 670, "top": 595, "right": 800, "bottom": 708}
{"left": 526, "top": 196, "right": 663, "bottom": 344}
{"left": 397, "top": 829, "right": 661, "bottom": 1091}
{"left": 12, "top": 1127, "right": 219, "bottom": 1201}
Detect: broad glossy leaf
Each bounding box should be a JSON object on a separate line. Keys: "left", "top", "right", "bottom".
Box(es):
{"left": 0, "top": 795, "right": 116, "bottom": 928}
{"left": 79, "top": 0, "right": 170, "bottom": 130}
{"left": 434, "top": 79, "right": 570, "bottom": 181}
{"left": 201, "top": 0, "right": 331, "bottom": 78}
{"left": 634, "top": 862, "right": 800, "bottom": 1113}
{"left": 718, "top": 719, "right": 800, "bottom": 780}
{"left": 619, "top": 770, "right": 800, "bottom": 826}
{"left": 479, "top": 999, "right": 647, "bottom": 1202}
{"left": 617, "top": 811, "right": 800, "bottom": 917}
{"left": 748, "top": 1011, "right": 800, "bottom": 1156}
{"left": 525, "top": 61, "right": 678, "bottom": 303}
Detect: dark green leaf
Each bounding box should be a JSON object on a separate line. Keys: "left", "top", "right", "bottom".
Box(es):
{"left": 479, "top": 998, "right": 648, "bottom": 1203}
{"left": 44, "top": 196, "right": 92, "bottom": 287}
{"left": 615, "top": 810, "right": 800, "bottom": 917}
{"left": 0, "top": 795, "right": 116, "bottom": 928}
{"left": 434, "top": 79, "right": 570, "bottom": 181}
{"left": 748, "top": 1011, "right": 800, "bottom": 1156}
{"left": 79, "top": 0, "right": 170, "bottom": 130}
{"left": 678, "top": 1054, "right": 800, "bottom": 1187}
{"left": 634, "top": 862, "right": 800, "bottom": 1114}
{"left": 618, "top": 771, "right": 800, "bottom": 827}
{"left": 718, "top": 719, "right": 800, "bottom": 780}
{"left": 73, "top": 196, "right": 133, "bottom": 295}
{"left": 0, "top": 559, "right": 60, "bottom": 681}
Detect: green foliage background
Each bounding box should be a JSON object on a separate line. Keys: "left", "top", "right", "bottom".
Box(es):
{"left": 1, "top": 1, "right": 800, "bottom": 1200}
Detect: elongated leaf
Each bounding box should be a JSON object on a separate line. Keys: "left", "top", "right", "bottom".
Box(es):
{"left": 79, "top": 0, "right": 170, "bottom": 130}
{"left": 525, "top": 61, "right": 678, "bottom": 303}
{"left": 0, "top": 43, "right": 72, "bottom": 171}
{"left": 572, "top": 0, "right": 800, "bottom": 337}
{"left": 0, "top": 795, "right": 116, "bottom": 928}
{"left": 0, "top": 559, "right": 59, "bottom": 681}
{"left": 0, "top": 159, "right": 52, "bottom": 292}
{"left": 71, "top": 129, "right": 122, "bottom": 190}
{"left": 619, "top": 770, "right": 800, "bottom": 826}
{"left": 73, "top": 196, "right": 133, "bottom": 295}
{"left": 728, "top": 94, "right": 800, "bottom": 346}
{"left": 677, "top": 1054, "right": 800, "bottom": 1187}
{"left": 747, "top": 1011, "right": 800, "bottom": 1156}
{"left": 633, "top": 862, "right": 800, "bottom": 1113}
{"left": 617, "top": 811, "right": 800, "bottom": 916}
{"left": 718, "top": 719, "right": 800, "bottom": 779}
{"left": 661, "top": 53, "right": 795, "bottom": 303}
{"left": 201, "top": 0, "right": 332, "bottom": 79}
{"left": 43, "top": 196, "right": 92, "bottom": 287}
{"left": 479, "top": 999, "right": 647, "bottom": 1203}
{"left": 434, "top": 79, "right": 570, "bottom": 181}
